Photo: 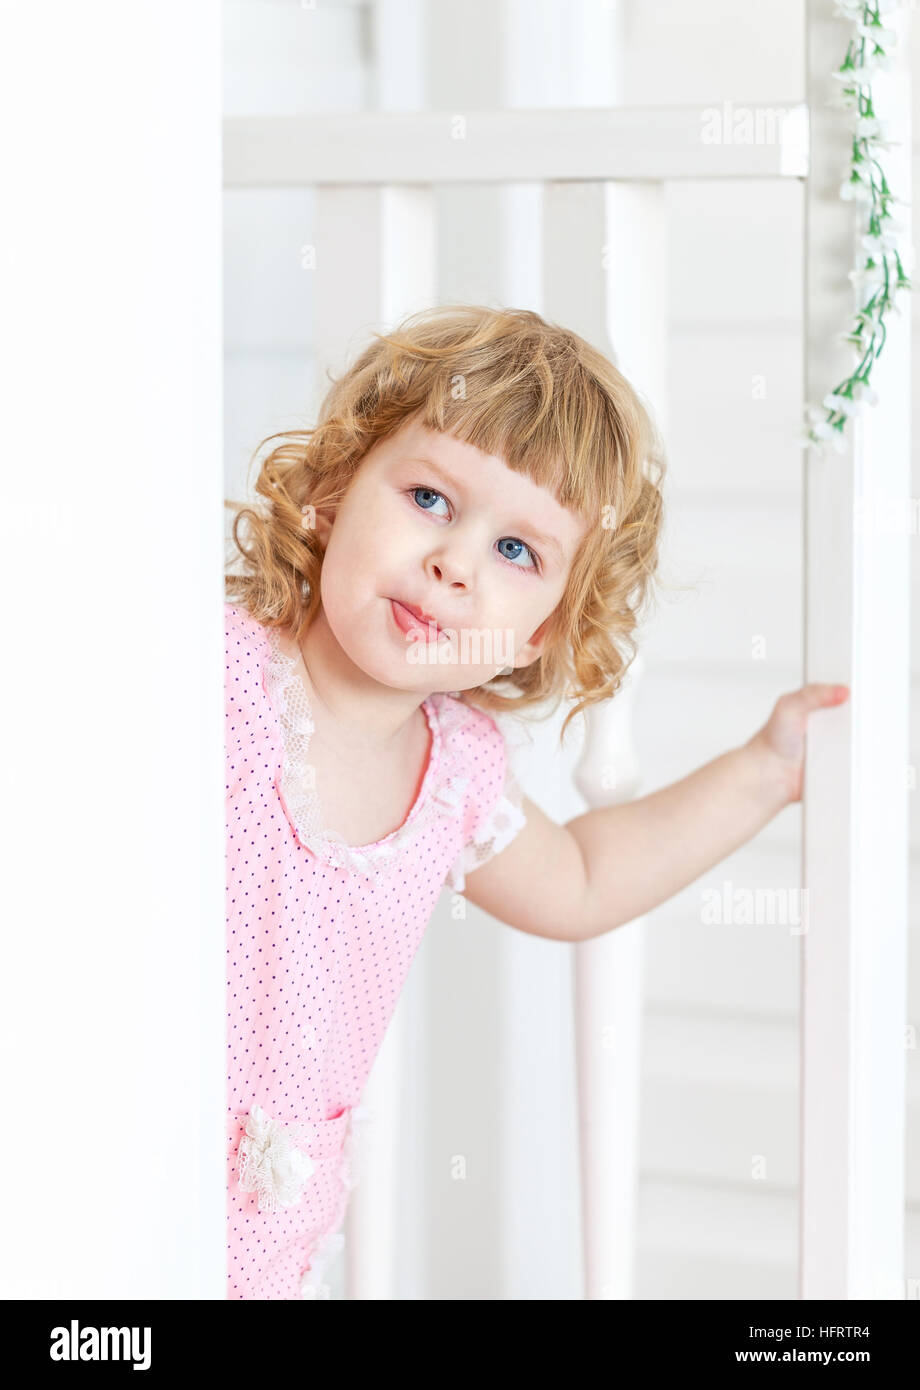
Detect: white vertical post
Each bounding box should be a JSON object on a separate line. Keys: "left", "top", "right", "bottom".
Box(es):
{"left": 570, "top": 655, "right": 647, "bottom": 1301}
{"left": 544, "top": 176, "right": 667, "bottom": 1298}
{"left": 313, "top": 180, "right": 437, "bottom": 1298}
{"left": 312, "top": 186, "right": 437, "bottom": 415}
{"left": 801, "top": 0, "right": 911, "bottom": 1300}
{"left": 0, "top": 0, "right": 224, "bottom": 1297}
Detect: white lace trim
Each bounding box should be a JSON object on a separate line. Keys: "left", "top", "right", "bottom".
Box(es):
{"left": 263, "top": 624, "right": 470, "bottom": 877}
{"left": 299, "top": 1103, "right": 372, "bottom": 1299}
{"left": 443, "top": 710, "right": 532, "bottom": 894}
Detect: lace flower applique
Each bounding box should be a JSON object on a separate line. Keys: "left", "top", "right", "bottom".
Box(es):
{"left": 237, "top": 1105, "right": 314, "bottom": 1215}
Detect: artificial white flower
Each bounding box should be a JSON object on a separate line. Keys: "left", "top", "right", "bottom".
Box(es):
{"left": 850, "top": 61, "right": 887, "bottom": 83}
{"left": 237, "top": 1105, "right": 315, "bottom": 1215}
{"left": 848, "top": 263, "right": 887, "bottom": 289}
{"left": 824, "top": 392, "right": 863, "bottom": 418}
{"left": 851, "top": 380, "right": 879, "bottom": 406}
{"left": 862, "top": 231, "right": 899, "bottom": 256}
{"left": 855, "top": 117, "right": 896, "bottom": 150}
{"left": 831, "top": 61, "right": 883, "bottom": 87}
{"left": 840, "top": 179, "right": 874, "bottom": 204}
{"left": 856, "top": 23, "right": 899, "bottom": 48}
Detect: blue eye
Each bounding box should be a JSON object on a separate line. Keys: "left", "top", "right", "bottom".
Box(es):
{"left": 408, "top": 486, "right": 540, "bottom": 573}
{"left": 496, "top": 537, "right": 538, "bottom": 570}
{"left": 411, "top": 486, "right": 449, "bottom": 517}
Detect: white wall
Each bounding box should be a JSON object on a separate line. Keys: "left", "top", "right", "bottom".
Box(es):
{"left": 222, "top": 0, "right": 918, "bottom": 1299}
{"left": 1, "top": 0, "right": 225, "bottom": 1298}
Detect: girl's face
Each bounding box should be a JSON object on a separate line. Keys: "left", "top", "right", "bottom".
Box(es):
{"left": 311, "top": 416, "right": 590, "bottom": 696}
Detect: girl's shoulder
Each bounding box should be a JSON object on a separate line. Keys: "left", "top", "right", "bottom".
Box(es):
{"left": 426, "top": 690, "right": 534, "bottom": 808}
{"left": 224, "top": 599, "right": 270, "bottom": 653}
{"left": 426, "top": 690, "right": 512, "bottom": 765}
{"left": 223, "top": 601, "right": 278, "bottom": 695}
{"left": 224, "top": 602, "right": 276, "bottom": 750}
{"left": 429, "top": 693, "right": 533, "bottom": 894}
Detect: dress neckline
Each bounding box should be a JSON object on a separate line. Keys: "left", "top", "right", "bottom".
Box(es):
{"left": 262, "top": 621, "right": 451, "bottom": 865}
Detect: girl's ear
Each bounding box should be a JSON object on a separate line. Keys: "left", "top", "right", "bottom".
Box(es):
{"left": 511, "top": 613, "right": 557, "bottom": 669}
{"left": 314, "top": 506, "right": 334, "bottom": 549}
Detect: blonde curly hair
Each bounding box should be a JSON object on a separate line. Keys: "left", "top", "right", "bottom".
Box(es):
{"left": 225, "top": 303, "right": 668, "bottom": 746}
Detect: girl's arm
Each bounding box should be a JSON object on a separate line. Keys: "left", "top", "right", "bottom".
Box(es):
{"left": 458, "top": 682, "right": 849, "bottom": 943}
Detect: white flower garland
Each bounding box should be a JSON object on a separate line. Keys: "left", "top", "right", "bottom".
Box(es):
{"left": 802, "top": 0, "right": 912, "bottom": 453}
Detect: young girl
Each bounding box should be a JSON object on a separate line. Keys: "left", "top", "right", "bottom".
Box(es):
{"left": 224, "top": 304, "right": 849, "bottom": 1300}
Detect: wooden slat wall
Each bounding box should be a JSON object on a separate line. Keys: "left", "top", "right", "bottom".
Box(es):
{"left": 222, "top": 0, "right": 919, "bottom": 1299}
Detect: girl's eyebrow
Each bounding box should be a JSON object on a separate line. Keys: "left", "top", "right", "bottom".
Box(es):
{"left": 401, "top": 455, "right": 565, "bottom": 564}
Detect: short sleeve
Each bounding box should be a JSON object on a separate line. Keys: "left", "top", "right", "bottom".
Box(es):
{"left": 224, "top": 602, "right": 275, "bottom": 795}
{"left": 443, "top": 709, "right": 531, "bottom": 894}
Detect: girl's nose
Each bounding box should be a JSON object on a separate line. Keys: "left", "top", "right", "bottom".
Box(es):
{"left": 429, "top": 549, "right": 474, "bottom": 589}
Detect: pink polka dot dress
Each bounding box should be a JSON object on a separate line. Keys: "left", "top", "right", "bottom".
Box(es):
{"left": 225, "top": 601, "right": 528, "bottom": 1299}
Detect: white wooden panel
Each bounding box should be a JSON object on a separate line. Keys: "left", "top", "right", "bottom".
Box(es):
{"left": 801, "top": 0, "right": 911, "bottom": 1301}
{"left": 641, "top": 1014, "right": 920, "bottom": 1209}
{"left": 313, "top": 184, "right": 438, "bottom": 397}
{"left": 224, "top": 351, "right": 318, "bottom": 505}
{"left": 616, "top": 0, "right": 806, "bottom": 108}
{"left": 647, "top": 493, "right": 803, "bottom": 669}
{"left": 636, "top": 1248, "right": 795, "bottom": 1301}
{"left": 639, "top": 1177, "right": 797, "bottom": 1260}
{"left": 637, "top": 1180, "right": 797, "bottom": 1299}
{"left": 223, "top": 0, "right": 369, "bottom": 117}
{"left": 641, "top": 1088, "right": 920, "bottom": 1209}
{"left": 643, "top": 1077, "right": 796, "bottom": 1187}
{"left": 668, "top": 324, "right": 804, "bottom": 498}
{"left": 224, "top": 104, "right": 809, "bottom": 187}
{"left": 667, "top": 181, "right": 804, "bottom": 326}
{"left": 505, "top": 0, "right": 619, "bottom": 109}
{"left": 644, "top": 842, "right": 804, "bottom": 1014}
{"left": 371, "top": 0, "right": 426, "bottom": 111}
{"left": 642, "top": 1013, "right": 798, "bottom": 1183}
{"left": 223, "top": 188, "right": 315, "bottom": 350}
{"left": 906, "top": 1210, "right": 920, "bottom": 1295}
{"left": 1, "top": 0, "right": 224, "bottom": 1298}
{"left": 633, "top": 668, "right": 806, "bottom": 846}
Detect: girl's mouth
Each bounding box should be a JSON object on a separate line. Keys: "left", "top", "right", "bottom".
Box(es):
{"left": 389, "top": 598, "right": 447, "bottom": 643}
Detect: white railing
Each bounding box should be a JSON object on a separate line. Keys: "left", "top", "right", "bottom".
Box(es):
{"left": 223, "top": 0, "right": 910, "bottom": 1300}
